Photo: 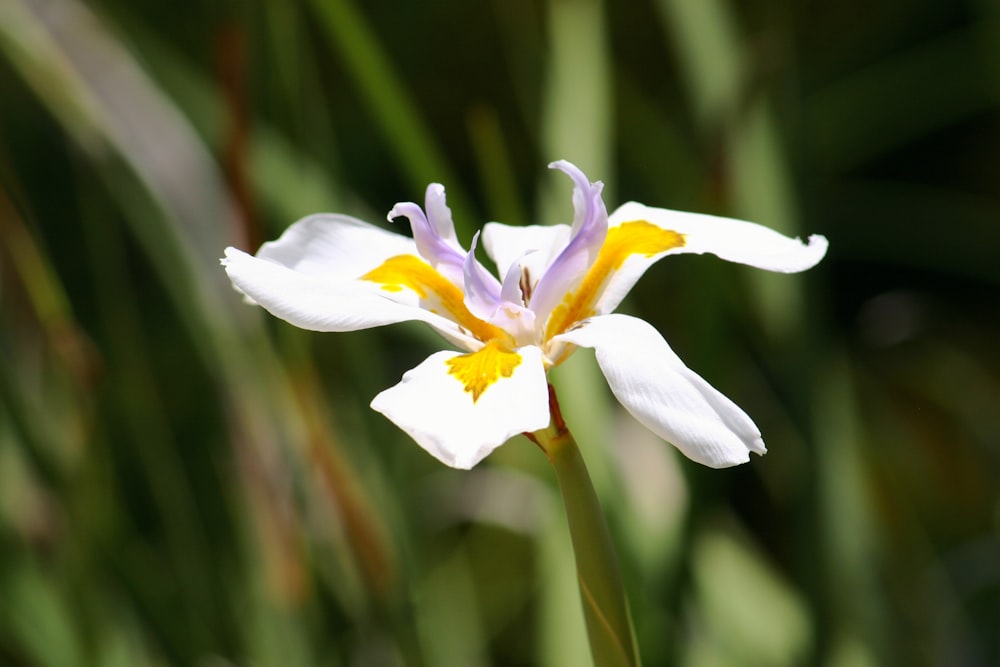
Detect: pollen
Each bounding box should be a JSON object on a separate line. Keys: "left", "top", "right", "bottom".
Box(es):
{"left": 446, "top": 340, "right": 523, "bottom": 402}
{"left": 545, "top": 220, "right": 685, "bottom": 339}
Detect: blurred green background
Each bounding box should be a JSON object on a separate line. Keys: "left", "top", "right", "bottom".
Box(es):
{"left": 1, "top": 0, "right": 998, "bottom": 665}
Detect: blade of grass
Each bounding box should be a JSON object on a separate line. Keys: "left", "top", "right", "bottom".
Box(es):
{"left": 655, "top": 0, "right": 805, "bottom": 338}
{"left": 467, "top": 104, "right": 528, "bottom": 227}
{"left": 1, "top": 0, "right": 396, "bottom": 640}
{"left": 306, "top": 0, "right": 470, "bottom": 227}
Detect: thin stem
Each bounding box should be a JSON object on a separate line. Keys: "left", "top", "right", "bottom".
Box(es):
{"left": 529, "top": 384, "right": 641, "bottom": 667}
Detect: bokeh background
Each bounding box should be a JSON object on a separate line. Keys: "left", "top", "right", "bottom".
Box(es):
{"left": 1, "top": 0, "right": 998, "bottom": 665}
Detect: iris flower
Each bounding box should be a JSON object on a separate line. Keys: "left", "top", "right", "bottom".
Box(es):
{"left": 223, "top": 161, "right": 826, "bottom": 470}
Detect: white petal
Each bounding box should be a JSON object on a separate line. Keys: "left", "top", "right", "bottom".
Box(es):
{"left": 224, "top": 213, "right": 494, "bottom": 347}
{"left": 223, "top": 247, "right": 476, "bottom": 345}
{"left": 255, "top": 213, "right": 417, "bottom": 278}
{"left": 554, "top": 314, "right": 765, "bottom": 468}
{"left": 481, "top": 222, "right": 571, "bottom": 286}
{"left": 370, "top": 345, "right": 550, "bottom": 469}
{"left": 423, "top": 183, "right": 462, "bottom": 247}
{"left": 609, "top": 202, "right": 828, "bottom": 273}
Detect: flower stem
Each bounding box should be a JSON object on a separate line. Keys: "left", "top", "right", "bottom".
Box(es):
{"left": 529, "top": 384, "right": 641, "bottom": 667}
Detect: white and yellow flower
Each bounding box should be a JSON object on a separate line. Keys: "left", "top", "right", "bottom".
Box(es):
{"left": 223, "top": 161, "right": 827, "bottom": 469}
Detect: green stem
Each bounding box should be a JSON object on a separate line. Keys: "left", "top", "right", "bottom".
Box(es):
{"left": 530, "top": 385, "right": 641, "bottom": 667}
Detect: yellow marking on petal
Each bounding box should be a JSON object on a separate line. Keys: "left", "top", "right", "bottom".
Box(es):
{"left": 362, "top": 254, "right": 507, "bottom": 342}
{"left": 362, "top": 254, "right": 432, "bottom": 297}
{"left": 545, "top": 220, "right": 685, "bottom": 339}
{"left": 446, "top": 340, "right": 522, "bottom": 402}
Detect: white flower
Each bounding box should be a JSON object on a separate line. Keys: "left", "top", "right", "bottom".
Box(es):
{"left": 222, "top": 161, "right": 827, "bottom": 469}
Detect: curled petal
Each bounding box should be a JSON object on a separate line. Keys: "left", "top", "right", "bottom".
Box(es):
{"left": 462, "top": 231, "right": 503, "bottom": 321}
{"left": 551, "top": 160, "right": 606, "bottom": 238}
{"left": 554, "top": 314, "right": 766, "bottom": 468}
{"left": 424, "top": 183, "right": 460, "bottom": 244}
{"left": 371, "top": 344, "right": 550, "bottom": 469}
{"left": 529, "top": 162, "right": 609, "bottom": 323}
{"left": 389, "top": 184, "right": 466, "bottom": 285}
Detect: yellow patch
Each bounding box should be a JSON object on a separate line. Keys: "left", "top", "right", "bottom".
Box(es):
{"left": 545, "top": 220, "right": 685, "bottom": 339}
{"left": 361, "top": 254, "right": 432, "bottom": 297}
{"left": 446, "top": 341, "right": 522, "bottom": 402}
{"left": 362, "top": 255, "right": 507, "bottom": 343}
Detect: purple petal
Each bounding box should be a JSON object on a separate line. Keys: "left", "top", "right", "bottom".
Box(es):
{"left": 462, "top": 231, "right": 503, "bottom": 321}
{"left": 529, "top": 161, "right": 609, "bottom": 322}
{"left": 389, "top": 185, "right": 466, "bottom": 285}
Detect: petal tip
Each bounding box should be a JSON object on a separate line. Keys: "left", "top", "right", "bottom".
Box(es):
{"left": 710, "top": 436, "right": 765, "bottom": 468}
{"left": 807, "top": 233, "right": 829, "bottom": 254}
{"left": 789, "top": 233, "right": 829, "bottom": 272}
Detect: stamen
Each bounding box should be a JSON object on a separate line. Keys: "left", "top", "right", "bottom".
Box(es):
{"left": 519, "top": 267, "right": 534, "bottom": 305}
